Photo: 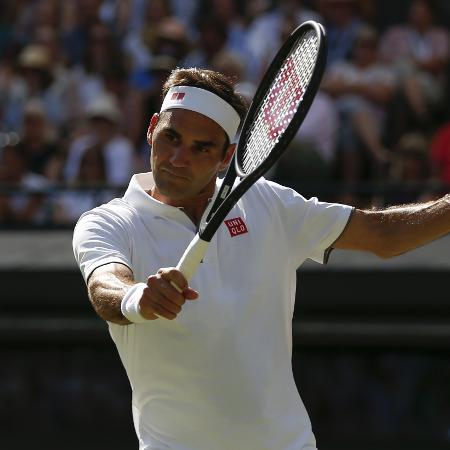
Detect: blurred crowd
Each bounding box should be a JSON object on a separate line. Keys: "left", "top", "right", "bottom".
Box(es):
{"left": 1, "top": 0, "right": 450, "bottom": 226}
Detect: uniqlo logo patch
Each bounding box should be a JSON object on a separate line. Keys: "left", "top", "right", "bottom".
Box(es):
{"left": 171, "top": 92, "right": 185, "bottom": 101}
{"left": 224, "top": 217, "right": 248, "bottom": 237}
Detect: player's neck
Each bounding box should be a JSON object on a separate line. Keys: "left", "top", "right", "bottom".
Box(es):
{"left": 150, "top": 185, "right": 215, "bottom": 227}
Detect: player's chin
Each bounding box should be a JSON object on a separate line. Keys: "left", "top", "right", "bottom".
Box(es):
{"left": 156, "top": 178, "right": 193, "bottom": 199}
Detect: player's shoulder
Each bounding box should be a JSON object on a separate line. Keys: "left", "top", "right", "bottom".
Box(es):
{"left": 251, "top": 177, "right": 304, "bottom": 201}
{"left": 75, "top": 197, "right": 138, "bottom": 231}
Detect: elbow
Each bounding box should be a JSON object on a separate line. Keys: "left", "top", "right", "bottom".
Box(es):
{"left": 373, "top": 248, "right": 398, "bottom": 259}
{"left": 92, "top": 300, "right": 131, "bottom": 325}
{"left": 87, "top": 283, "right": 131, "bottom": 326}
{"left": 368, "top": 225, "right": 402, "bottom": 260}
{"left": 370, "top": 237, "right": 406, "bottom": 260}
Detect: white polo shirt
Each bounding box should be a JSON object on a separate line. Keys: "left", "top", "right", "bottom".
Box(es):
{"left": 73, "top": 173, "right": 353, "bottom": 450}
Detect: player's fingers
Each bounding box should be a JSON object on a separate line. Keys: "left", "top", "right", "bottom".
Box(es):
{"left": 147, "top": 300, "right": 177, "bottom": 320}
{"left": 145, "top": 276, "right": 184, "bottom": 316}
{"left": 141, "top": 285, "right": 178, "bottom": 320}
{"left": 138, "top": 286, "right": 161, "bottom": 320}
{"left": 148, "top": 273, "right": 185, "bottom": 303}
{"left": 158, "top": 267, "right": 189, "bottom": 293}
{"left": 183, "top": 288, "right": 199, "bottom": 300}
{"left": 154, "top": 292, "right": 183, "bottom": 315}
{"left": 158, "top": 268, "right": 199, "bottom": 300}
{"left": 159, "top": 278, "right": 187, "bottom": 306}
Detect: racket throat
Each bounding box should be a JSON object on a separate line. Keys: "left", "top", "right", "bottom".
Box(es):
{"left": 219, "top": 185, "right": 231, "bottom": 199}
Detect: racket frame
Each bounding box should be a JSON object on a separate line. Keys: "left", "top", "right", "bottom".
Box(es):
{"left": 200, "top": 20, "right": 327, "bottom": 241}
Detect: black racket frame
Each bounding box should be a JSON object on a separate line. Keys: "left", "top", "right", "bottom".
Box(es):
{"left": 200, "top": 20, "right": 328, "bottom": 241}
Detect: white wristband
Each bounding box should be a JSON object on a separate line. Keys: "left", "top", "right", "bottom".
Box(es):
{"left": 121, "top": 283, "right": 148, "bottom": 323}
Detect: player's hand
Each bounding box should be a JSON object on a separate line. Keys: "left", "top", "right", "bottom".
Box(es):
{"left": 139, "top": 267, "right": 199, "bottom": 320}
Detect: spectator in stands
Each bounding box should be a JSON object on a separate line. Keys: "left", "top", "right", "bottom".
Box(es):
{"left": 245, "top": 0, "right": 322, "bottom": 81}
{"left": 8, "top": 44, "right": 74, "bottom": 131}
{"left": 98, "top": 0, "right": 132, "bottom": 38}
{"left": 0, "top": 1, "right": 17, "bottom": 59}
{"left": 125, "top": 17, "right": 192, "bottom": 155}
{"left": 0, "top": 144, "right": 50, "bottom": 225}
{"left": 73, "top": 23, "right": 124, "bottom": 109}
{"left": 15, "top": 99, "right": 61, "bottom": 179}
{"left": 34, "top": 25, "right": 69, "bottom": 74}
{"left": 32, "top": 0, "right": 62, "bottom": 39}
{"left": 125, "top": 17, "right": 191, "bottom": 152}
{"left": 211, "top": 49, "right": 256, "bottom": 102}
{"left": 387, "top": 132, "right": 434, "bottom": 205}
{"left": 13, "top": 0, "right": 57, "bottom": 45}
{"left": 64, "top": 93, "right": 135, "bottom": 186}
{"left": 151, "top": 18, "right": 191, "bottom": 64}
{"left": 123, "top": 0, "right": 174, "bottom": 71}
{"left": 30, "top": 23, "right": 83, "bottom": 128}
{"left": 430, "top": 121, "right": 450, "bottom": 184}
{"left": 53, "top": 144, "right": 114, "bottom": 224}
{"left": 317, "top": 0, "right": 365, "bottom": 68}
{"left": 127, "top": 55, "right": 179, "bottom": 161}
{"left": 322, "top": 26, "right": 396, "bottom": 185}
{"left": 271, "top": 90, "right": 339, "bottom": 188}
{"left": 60, "top": 0, "right": 103, "bottom": 66}
{"left": 195, "top": 0, "right": 252, "bottom": 77}
{"left": 183, "top": 16, "right": 229, "bottom": 70}
{"left": 379, "top": 0, "right": 450, "bottom": 129}
{"left": 125, "top": 13, "right": 191, "bottom": 140}
{"left": 241, "top": 0, "right": 272, "bottom": 27}
{"left": 0, "top": 58, "right": 25, "bottom": 132}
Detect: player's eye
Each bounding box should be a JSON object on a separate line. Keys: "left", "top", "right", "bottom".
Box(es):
{"left": 165, "top": 132, "right": 180, "bottom": 144}
{"left": 193, "top": 143, "right": 212, "bottom": 153}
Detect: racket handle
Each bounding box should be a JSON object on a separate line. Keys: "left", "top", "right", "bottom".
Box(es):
{"left": 174, "top": 234, "right": 210, "bottom": 287}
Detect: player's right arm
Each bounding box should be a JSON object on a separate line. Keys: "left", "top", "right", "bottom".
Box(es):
{"left": 87, "top": 263, "right": 199, "bottom": 325}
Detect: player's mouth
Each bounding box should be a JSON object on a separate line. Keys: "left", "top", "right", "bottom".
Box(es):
{"left": 160, "top": 167, "right": 191, "bottom": 180}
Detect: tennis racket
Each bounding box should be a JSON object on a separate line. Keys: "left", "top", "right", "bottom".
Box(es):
{"left": 175, "top": 20, "right": 327, "bottom": 284}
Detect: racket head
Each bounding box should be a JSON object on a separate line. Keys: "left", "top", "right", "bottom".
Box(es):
{"left": 199, "top": 20, "right": 327, "bottom": 241}
{"left": 235, "top": 20, "right": 327, "bottom": 179}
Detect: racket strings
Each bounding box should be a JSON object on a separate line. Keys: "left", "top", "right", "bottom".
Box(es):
{"left": 241, "top": 29, "right": 319, "bottom": 174}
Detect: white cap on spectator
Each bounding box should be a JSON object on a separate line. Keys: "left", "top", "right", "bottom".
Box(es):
{"left": 24, "top": 99, "right": 47, "bottom": 118}
{"left": 86, "top": 94, "right": 122, "bottom": 124}
{"left": 18, "top": 44, "right": 51, "bottom": 70}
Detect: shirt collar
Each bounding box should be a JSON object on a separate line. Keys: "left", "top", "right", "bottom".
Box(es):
{"left": 123, "top": 172, "right": 219, "bottom": 224}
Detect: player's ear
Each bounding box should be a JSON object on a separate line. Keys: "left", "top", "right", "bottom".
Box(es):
{"left": 219, "top": 143, "right": 236, "bottom": 171}
{"left": 147, "top": 113, "right": 159, "bottom": 144}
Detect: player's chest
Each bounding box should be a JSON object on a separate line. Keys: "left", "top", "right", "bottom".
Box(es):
{"left": 129, "top": 204, "right": 286, "bottom": 284}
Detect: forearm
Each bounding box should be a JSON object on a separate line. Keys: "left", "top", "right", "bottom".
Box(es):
{"left": 369, "top": 194, "right": 450, "bottom": 257}
{"left": 334, "top": 195, "right": 450, "bottom": 258}
{"left": 88, "top": 269, "right": 135, "bottom": 325}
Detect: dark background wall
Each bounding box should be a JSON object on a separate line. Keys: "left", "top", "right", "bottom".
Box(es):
{"left": 1, "top": 266, "right": 450, "bottom": 450}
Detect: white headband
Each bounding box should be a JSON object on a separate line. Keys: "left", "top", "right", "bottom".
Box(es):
{"left": 160, "top": 86, "right": 241, "bottom": 141}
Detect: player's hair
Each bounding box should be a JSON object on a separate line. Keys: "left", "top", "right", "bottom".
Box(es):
{"left": 162, "top": 68, "right": 248, "bottom": 123}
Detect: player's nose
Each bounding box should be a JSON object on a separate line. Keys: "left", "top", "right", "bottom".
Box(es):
{"left": 169, "top": 145, "right": 190, "bottom": 167}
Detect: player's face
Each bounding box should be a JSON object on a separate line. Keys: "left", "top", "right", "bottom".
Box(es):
{"left": 148, "top": 109, "right": 234, "bottom": 203}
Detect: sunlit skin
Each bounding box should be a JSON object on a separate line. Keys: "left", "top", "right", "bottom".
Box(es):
{"left": 147, "top": 109, "right": 235, "bottom": 225}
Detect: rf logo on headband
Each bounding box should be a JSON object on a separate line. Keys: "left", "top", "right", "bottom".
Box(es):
{"left": 171, "top": 92, "right": 186, "bottom": 101}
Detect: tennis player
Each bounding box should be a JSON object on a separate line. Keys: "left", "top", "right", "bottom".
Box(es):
{"left": 73, "top": 68, "right": 450, "bottom": 450}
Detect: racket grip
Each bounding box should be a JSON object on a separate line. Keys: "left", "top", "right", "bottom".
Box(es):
{"left": 175, "top": 234, "right": 210, "bottom": 283}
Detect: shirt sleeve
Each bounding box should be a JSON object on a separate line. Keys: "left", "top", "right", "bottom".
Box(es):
{"left": 72, "top": 206, "right": 132, "bottom": 283}
{"left": 267, "top": 181, "right": 353, "bottom": 265}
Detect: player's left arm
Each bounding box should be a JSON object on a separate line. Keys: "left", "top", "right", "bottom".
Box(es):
{"left": 333, "top": 194, "right": 450, "bottom": 258}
